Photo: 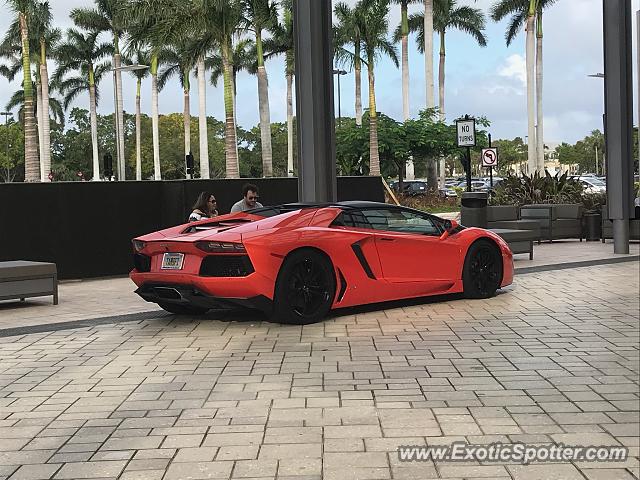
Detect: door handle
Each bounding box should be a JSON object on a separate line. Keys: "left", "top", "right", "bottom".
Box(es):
{"left": 379, "top": 237, "right": 395, "bottom": 242}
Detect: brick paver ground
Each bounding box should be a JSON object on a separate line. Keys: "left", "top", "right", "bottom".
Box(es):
{"left": 0, "top": 262, "right": 638, "bottom": 480}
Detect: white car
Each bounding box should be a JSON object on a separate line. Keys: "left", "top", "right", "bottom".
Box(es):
{"left": 578, "top": 176, "right": 606, "bottom": 193}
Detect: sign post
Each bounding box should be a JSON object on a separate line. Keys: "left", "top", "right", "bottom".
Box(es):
{"left": 481, "top": 134, "right": 498, "bottom": 188}
{"left": 456, "top": 115, "right": 476, "bottom": 192}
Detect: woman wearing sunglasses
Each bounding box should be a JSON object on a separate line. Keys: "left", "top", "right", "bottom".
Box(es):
{"left": 189, "top": 191, "right": 218, "bottom": 222}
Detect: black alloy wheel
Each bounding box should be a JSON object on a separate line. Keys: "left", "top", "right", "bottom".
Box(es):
{"left": 463, "top": 240, "right": 502, "bottom": 299}
{"left": 272, "top": 249, "right": 336, "bottom": 324}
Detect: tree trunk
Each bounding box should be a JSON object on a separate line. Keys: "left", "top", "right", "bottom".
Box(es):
{"left": 257, "top": 66, "right": 273, "bottom": 177}
{"left": 40, "top": 41, "right": 51, "bottom": 181}
{"left": 151, "top": 54, "right": 161, "bottom": 180}
{"left": 526, "top": 14, "right": 537, "bottom": 174}
{"left": 256, "top": 32, "right": 273, "bottom": 177}
{"left": 36, "top": 76, "right": 45, "bottom": 181}
{"left": 286, "top": 72, "right": 294, "bottom": 176}
{"left": 135, "top": 78, "right": 142, "bottom": 181}
{"left": 536, "top": 14, "right": 544, "bottom": 173}
{"left": 424, "top": 0, "right": 435, "bottom": 109}
{"left": 401, "top": 1, "right": 410, "bottom": 121}
{"left": 368, "top": 60, "right": 380, "bottom": 176}
{"left": 88, "top": 70, "right": 100, "bottom": 181}
{"left": 401, "top": 1, "right": 415, "bottom": 181}
{"left": 438, "top": 31, "right": 446, "bottom": 187}
{"left": 20, "top": 13, "right": 38, "bottom": 182}
{"left": 114, "top": 52, "right": 125, "bottom": 180}
{"left": 355, "top": 44, "right": 363, "bottom": 126}
{"left": 197, "top": 57, "right": 209, "bottom": 179}
{"left": 223, "top": 41, "right": 239, "bottom": 178}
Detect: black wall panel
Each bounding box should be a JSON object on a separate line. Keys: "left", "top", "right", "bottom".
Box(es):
{"left": 0, "top": 176, "right": 383, "bottom": 279}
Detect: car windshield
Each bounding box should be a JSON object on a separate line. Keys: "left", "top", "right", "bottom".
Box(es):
{"left": 585, "top": 178, "right": 605, "bottom": 186}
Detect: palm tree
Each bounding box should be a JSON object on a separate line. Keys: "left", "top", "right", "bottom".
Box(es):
{"left": 158, "top": 43, "right": 195, "bottom": 166}
{"left": 201, "top": 0, "right": 246, "bottom": 178}
{"left": 34, "top": 3, "right": 58, "bottom": 182}
{"left": 360, "top": 0, "right": 398, "bottom": 176}
{"left": 6, "top": 84, "right": 64, "bottom": 126}
{"left": 245, "top": 0, "right": 277, "bottom": 177}
{"left": 491, "top": 0, "right": 556, "bottom": 174}
{"left": 124, "top": 48, "right": 148, "bottom": 180}
{"left": 208, "top": 38, "right": 256, "bottom": 121}
{"left": 53, "top": 28, "right": 112, "bottom": 181}
{"left": 424, "top": 0, "right": 434, "bottom": 110}
{"left": 409, "top": 0, "right": 486, "bottom": 184}
{"left": 5, "top": 0, "right": 39, "bottom": 181}
{"left": 334, "top": 1, "right": 366, "bottom": 127}
{"left": 71, "top": 0, "right": 127, "bottom": 179}
{"left": 120, "top": 1, "right": 181, "bottom": 181}
{"left": 393, "top": 0, "right": 419, "bottom": 122}
{"left": 263, "top": 0, "right": 294, "bottom": 176}
{"left": 4, "top": 1, "right": 59, "bottom": 181}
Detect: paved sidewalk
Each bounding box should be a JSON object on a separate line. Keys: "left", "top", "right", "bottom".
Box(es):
{"left": 0, "top": 251, "right": 638, "bottom": 479}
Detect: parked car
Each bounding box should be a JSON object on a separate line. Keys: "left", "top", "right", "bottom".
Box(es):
{"left": 457, "top": 180, "right": 490, "bottom": 192}
{"left": 439, "top": 187, "right": 459, "bottom": 198}
{"left": 577, "top": 176, "right": 606, "bottom": 193}
{"left": 130, "top": 202, "right": 514, "bottom": 324}
{"left": 390, "top": 180, "right": 429, "bottom": 196}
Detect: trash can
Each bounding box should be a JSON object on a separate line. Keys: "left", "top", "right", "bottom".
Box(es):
{"left": 583, "top": 212, "right": 602, "bottom": 241}
{"left": 461, "top": 192, "right": 488, "bottom": 228}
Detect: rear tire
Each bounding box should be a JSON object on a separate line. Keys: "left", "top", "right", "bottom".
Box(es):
{"left": 462, "top": 240, "right": 503, "bottom": 299}
{"left": 158, "top": 302, "right": 209, "bottom": 315}
{"left": 271, "top": 249, "right": 336, "bottom": 325}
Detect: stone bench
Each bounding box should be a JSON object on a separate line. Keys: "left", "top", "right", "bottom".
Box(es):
{"left": 0, "top": 261, "right": 58, "bottom": 305}
{"left": 489, "top": 228, "right": 535, "bottom": 260}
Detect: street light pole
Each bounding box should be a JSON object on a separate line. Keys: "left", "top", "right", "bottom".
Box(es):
{"left": 112, "top": 68, "right": 121, "bottom": 180}
{"left": 1, "top": 111, "right": 11, "bottom": 181}
{"left": 332, "top": 69, "right": 347, "bottom": 125}
{"left": 637, "top": 10, "right": 640, "bottom": 173}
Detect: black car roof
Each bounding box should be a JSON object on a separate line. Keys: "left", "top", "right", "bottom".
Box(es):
{"left": 248, "top": 201, "right": 395, "bottom": 213}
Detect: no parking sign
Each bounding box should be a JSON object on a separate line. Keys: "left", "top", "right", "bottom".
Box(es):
{"left": 481, "top": 148, "right": 498, "bottom": 168}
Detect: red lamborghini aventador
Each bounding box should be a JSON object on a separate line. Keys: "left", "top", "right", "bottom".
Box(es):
{"left": 130, "top": 202, "right": 514, "bottom": 324}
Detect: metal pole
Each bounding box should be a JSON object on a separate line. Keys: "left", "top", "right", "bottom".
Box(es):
{"left": 337, "top": 72, "right": 342, "bottom": 125}
{"left": 637, "top": 10, "right": 640, "bottom": 179}
{"left": 466, "top": 147, "right": 472, "bottom": 192}
{"left": 294, "top": 0, "right": 337, "bottom": 202}
{"left": 2, "top": 113, "right": 9, "bottom": 180}
{"left": 603, "top": 0, "right": 633, "bottom": 254}
{"left": 112, "top": 69, "right": 120, "bottom": 181}
{"left": 488, "top": 133, "right": 493, "bottom": 188}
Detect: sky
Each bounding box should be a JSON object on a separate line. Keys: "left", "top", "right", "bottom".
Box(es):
{"left": 0, "top": 0, "right": 638, "bottom": 144}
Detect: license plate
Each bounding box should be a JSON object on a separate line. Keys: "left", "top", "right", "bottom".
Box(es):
{"left": 161, "top": 253, "right": 184, "bottom": 270}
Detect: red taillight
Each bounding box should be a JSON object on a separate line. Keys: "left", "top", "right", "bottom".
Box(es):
{"left": 132, "top": 240, "right": 146, "bottom": 252}
{"left": 195, "top": 241, "right": 246, "bottom": 253}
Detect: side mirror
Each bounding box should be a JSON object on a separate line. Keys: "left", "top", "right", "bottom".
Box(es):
{"left": 439, "top": 219, "right": 459, "bottom": 241}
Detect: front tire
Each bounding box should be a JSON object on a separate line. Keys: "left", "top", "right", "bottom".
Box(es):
{"left": 462, "top": 240, "right": 503, "bottom": 299}
{"left": 158, "top": 302, "right": 209, "bottom": 315}
{"left": 271, "top": 249, "right": 336, "bottom": 325}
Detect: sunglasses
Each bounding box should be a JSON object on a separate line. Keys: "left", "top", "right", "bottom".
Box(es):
{"left": 209, "top": 199, "right": 217, "bottom": 203}
{"left": 247, "top": 196, "right": 259, "bottom": 200}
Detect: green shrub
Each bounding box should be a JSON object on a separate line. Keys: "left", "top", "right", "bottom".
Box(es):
{"left": 390, "top": 193, "right": 460, "bottom": 213}
{"left": 490, "top": 171, "right": 584, "bottom": 207}
{"left": 582, "top": 192, "right": 607, "bottom": 213}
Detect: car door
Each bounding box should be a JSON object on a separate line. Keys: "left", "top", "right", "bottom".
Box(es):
{"left": 362, "top": 208, "right": 460, "bottom": 287}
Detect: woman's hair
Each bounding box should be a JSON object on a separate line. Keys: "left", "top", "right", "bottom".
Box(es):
{"left": 192, "top": 191, "right": 214, "bottom": 215}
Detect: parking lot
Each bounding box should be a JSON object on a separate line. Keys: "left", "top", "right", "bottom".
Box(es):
{"left": 0, "top": 260, "right": 638, "bottom": 480}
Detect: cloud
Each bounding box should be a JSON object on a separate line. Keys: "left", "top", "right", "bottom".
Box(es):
{"left": 497, "top": 54, "right": 526, "bottom": 86}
